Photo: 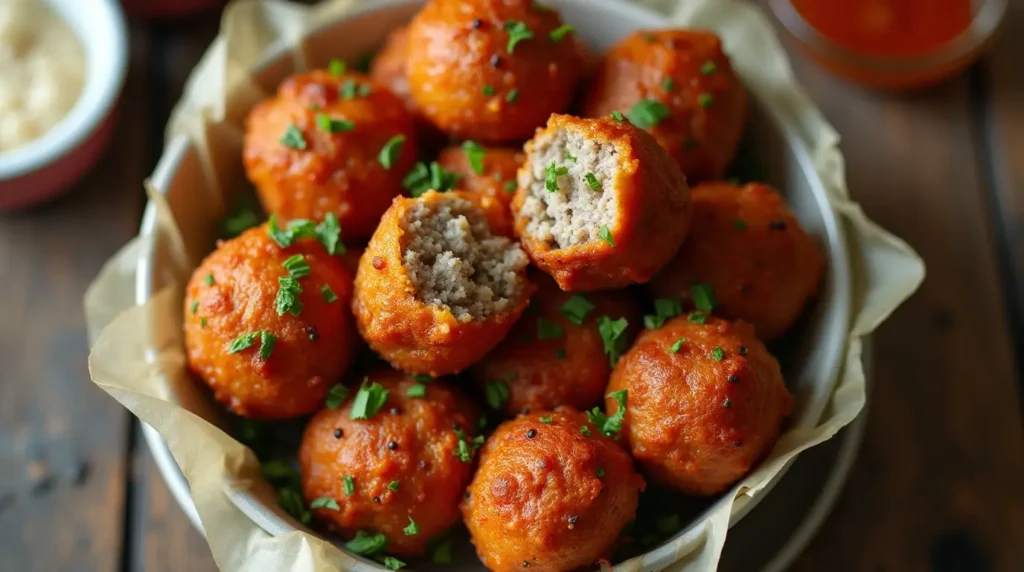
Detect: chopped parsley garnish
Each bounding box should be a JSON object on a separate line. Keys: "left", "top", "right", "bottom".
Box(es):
{"left": 462, "top": 140, "right": 487, "bottom": 175}
{"left": 700, "top": 61, "right": 717, "bottom": 75}
{"left": 485, "top": 379, "right": 511, "bottom": 409}
{"left": 734, "top": 219, "right": 748, "bottom": 231}
{"left": 406, "top": 383, "right": 427, "bottom": 398}
{"left": 539, "top": 416, "right": 553, "bottom": 424}
{"left": 598, "top": 226, "right": 615, "bottom": 247}
{"left": 579, "top": 425, "right": 591, "bottom": 436}
{"left": 350, "top": 378, "right": 389, "bottom": 420}
{"left": 585, "top": 172, "right": 601, "bottom": 191}
{"left": 610, "top": 110, "right": 626, "bottom": 122}
{"left": 316, "top": 113, "right": 355, "bottom": 133}
{"left": 644, "top": 298, "right": 683, "bottom": 329}
{"left": 258, "top": 331, "right": 277, "bottom": 359}
{"left": 549, "top": 24, "right": 575, "bottom": 42}
{"left": 506, "top": 89, "right": 520, "bottom": 103}
{"left": 326, "top": 384, "right": 349, "bottom": 409}
{"left": 266, "top": 214, "right": 345, "bottom": 254}
{"left": 344, "top": 530, "right": 388, "bottom": 555}
{"left": 200, "top": 318, "right": 208, "bottom": 328}
{"left": 626, "top": 100, "right": 670, "bottom": 129}
{"left": 343, "top": 475, "right": 355, "bottom": 495}
{"left": 537, "top": 318, "right": 564, "bottom": 340}
{"left": 275, "top": 275, "right": 304, "bottom": 316}
{"left": 453, "top": 427, "right": 485, "bottom": 463}
{"left": 545, "top": 161, "right": 569, "bottom": 192}
{"left": 280, "top": 124, "right": 307, "bottom": 150}
{"left": 319, "top": 213, "right": 345, "bottom": 254}
{"left": 310, "top": 496, "right": 340, "bottom": 510}
{"left": 698, "top": 93, "right": 714, "bottom": 108}
{"left": 597, "top": 316, "right": 629, "bottom": 366}
{"left": 504, "top": 180, "right": 518, "bottom": 193}
{"left": 204, "top": 273, "right": 215, "bottom": 286}
{"left": 596, "top": 467, "right": 606, "bottom": 479}
{"left": 387, "top": 480, "right": 399, "bottom": 492}
{"left": 404, "top": 516, "right": 419, "bottom": 536}
{"left": 283, "top": 254, "right": 311, "bottom": 278}
{"left": 403, "top": 161, "right": 461, "bottom": 197}
{"left": 504, "top": 20, "right": 534, "bottom": 53}
{"left": 565, "top": 151, "right": 577, "bottom": 162}
{"left": 670, "top": 338, "right": 687, "bottom": 353}
{"left": 380, "top": 556, "right": 405, "bottom": 570}
{"left": 431, "top": 536, "right": 454, "bottom": 564}
{"left": 221, "top": 206, "right": 260, "bottom": 238}
{"left": 586, "top": 389, "right": 627, "bottom": 436}
{"left": 712, "top": 347, "right": 725, "bottom": 361}
{"left": 643, "top": 34, "right": 657, "bottom": 43}
{"left": 482, "top": 84, "right": 496, "bottom": 96}
{"left": 691, "top": 283, "right": 717, "bottom": 312}
{"left": 341, "top": 79, "right": 372, "bottom": 99}
{"left": 277, "top": 487, "right": 311, "bottom": 524}
{"left": 328, "top": 58, "right": 346, "bottom": 76}
{"left": 227, "top": 332, "right": 259, "bottom": 354}
{"left": 261, "top": 459, "right": 298, "bottom": 482}
{"left": 378, "top": 135, "right": 406, "bottom": 169}
{"left": 688, "top": 311, "right": 709, "bottom": 325}
{"left": 413, "top": 374, "right": 434, "bottom": 384}
{"left": 190, "top": 300, "right": 199, "bottom": 315}
{"left": 560, "top": 295, "right": 595, "bottom": 325}
{"left": 662, "top": 77, "right": 675, "bottom": 92}
{"left": 321, "top": 284, "right": 338, "bottom": 303}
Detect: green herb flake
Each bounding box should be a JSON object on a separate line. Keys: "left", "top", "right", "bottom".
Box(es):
{"left": 413, "top": 374, "right": 434, "bottom": 384}
{"left": 462, "top": 140, "right": 487, "bottom": 175}
{"left": 204, "top": 274, "right": 215, "bottom": 286}
{"left": 545, "top": 161, "right": 569, "bottom": 192}
{"left": 200, "top": 317, "right": 208, "bottom": 328}
{"left": 387, "top": 480, "right": 399, "bottom": 492}
{"left": 453, "top": 427, "right": 485, "bottom": 463}
{"left": 343, "top": 475, "right": 355, "bottom": 495}
{"left": 403, "top": 516, "right": 419, "bottom": 536}
{"left": 262, "top": 459, "right": 298, "bottom": 482}
{"left": 504, "top": 180, "right": 518, "bottom": 193}
{"left": 283, "top": 254, "right": 311, "bottom": 278}
{"left": 688, "top": 311, "right": 708, "bottom": 325}
{"left": 610, "top": 110, "right": 626, "bottom": 122}
{"left": 310, "top": 496, "right": 340, "bottom": 511}
{"left": 537, "top": 317, "right": 564, "bottom": 340}
{"left": 350, "top": 379, "right": 390, "bottom": 420}
{"left": 712, "top": 347, "right": 725, "bottom": 361}
{"left": 485, "top": 379, "right": 511, "bottom": 410}
{"left": 691, "top": 283, "right": 717, "bottom": 312}
{"left": 482, "top": 84, "right": 496, "bottom": 96}
{"left": 596, "top": 316, "right": 629, "bottom": 367}
{"left": 280, "top": 124, "right": 307, "bottom": 150}
{"left": 579, "top": 425, "right": 591, "bottom": 436}
{"left": 344, "top": 530, "right": 388, "bottom": 556}
{"left": 258, "top": 331, "right": 277, "bottom": 359}
{"left": 560, "top": 294, "right": 595, "bottom": 325}
{"left": 585, "top": 172, "right": 601, "bottom": 191}
{"left": 316, "top": 113, "right": 355, "bottom": 133}
{"left": 328, "top": 58, "right": 346, "bottom": 76}
{"left": 326, "top": 384, "right": 349, "bottom": 409}
{"left": 643, "top": 34, "right": 657, "bottom": 43}
{"left": 378, "top": 135, "right": 406, "bottom": 170}
{"left": 504, "top": 20, "right": 535, "bottom": 53}
{"left": 698, "top": 93, "right": 714, "bottom": 108}
{"left": 221, "top": 206, "right": 260, "bottom": 238}
{"left": 341, "top": 79, "right": 361, "bottom": 100}
{"left": 585, "top": 389, "right": 627, "bottom": 436}
{"left": 598, "top": 226, "right": 615, "bottom": 247}
{"left": 227, "top": 332, "right": 259, "bottom": 354}
{"left": 655, "top": 298, "right": 683, "bottom": 320}
{"left": 190, "top": 300, "right": 200, "bottom": 315}
{"left": 321, "top": 284, "right": 339, "bottom": 303}
{"left": 275, "top": 275, "right": 304, "bottom": 316}
{"left": 506, "top": 88, "right": 520, "bottom": 103}
{"left": 431, "top": 537, "right": 454, "bottom": 564}
{"left": 643, "top": 315, "right": 666, "bottom": 330}
{"left": 661, "top": 77, "right": 676, "bottom": 92}
{"left": 700, "top": 61, "right": 717, "bottom": 75}
{"left": 406, "top": 383, "right": 427, "bottom": 398}
{"left": 380, "top": 556, "right": 405, "bottom": 571}
{"left": 670, "top": 338, "right": 687, "bottom": 353}
{"left": 626, "top": 99, "right": 671, "bottom": 129}
{"left": 596, "top": 467, "right": 606, "bottom": 479}
{"left": 277, "top": 486, "right": 311, "bottom": 524}
{"left": 539, "top": 416, "right": 553, "bottom": 424}
{"left": 549, "top": 24, "right": 575, "bottom": 42}
{"left": 403, "top": 161, "right": 461, "bottom": 198}
{"left": 565, "top": 151, "right": 577, "bottom": 162}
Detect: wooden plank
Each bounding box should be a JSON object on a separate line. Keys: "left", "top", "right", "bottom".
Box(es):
{"left": 784, "top": 56, "right": 1024, "bottom": 570}
{"left": 0, "top": 22, "right": 150, "bottom": 572}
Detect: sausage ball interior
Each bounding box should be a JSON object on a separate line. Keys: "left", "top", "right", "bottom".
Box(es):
{"left": 650, "top": 182, "right": 824, "bottom": 342}
{"left": 437, "top": 144, "right": 524, "bottom": 237}
{"left": 300, "top": 369, "right": 479, "bottom": 557}
{"left": 462, "top": 409, "right": 645, "bottom": 572}
{"left": 243, "top": 69, "right": 419, "bottom": 240}
{"left": 470, "top": 273, "right": 640, "bottom": 417}
{"left": 184, "top": 224, "right": 356, "bottom": 419}
{"left": 512, "top": 114, "right": 691, "bottom": 291}
{"left": 406, "top": 0, "right": 585, "bottom": 142}
{"left": 581, "top": 30, "right": 748, "bottom": 182}
{"left": 353, "top": 191, "right": 533, "bottom": 375}
{"left": 607, "top": 315, "right": 792, "bottom": 496}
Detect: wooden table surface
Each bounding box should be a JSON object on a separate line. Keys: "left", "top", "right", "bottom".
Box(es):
{"left": 2, "top": 2, "right": 1023, "bottom": 571}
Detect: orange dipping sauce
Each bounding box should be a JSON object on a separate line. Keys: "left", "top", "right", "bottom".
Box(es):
{"left": 790, "top": 0, "right": 973, "bottom": 57}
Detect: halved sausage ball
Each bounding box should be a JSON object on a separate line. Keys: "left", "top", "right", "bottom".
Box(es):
{"left": 512, "top": 114, "right": 691, "bottom": 291}
{"left": 353, "top": 191, "right": 533, "bottom": 375}
{"left": 650, "top": 182, "right": 824, "bottom": 342}
{"left": 184, "top": 224, "right": 356, "bottom": 419}
{"left": 437, "top": 144, "right": 524, "bottom": 237}
{"left": 406, "top": 0, "right": 585, "bottom": 142}
{"left": 300, "top": 369, "right": 479, "bottom": 557}
{"left": 470, "top": 273, "right": 640, "bottom": 416}
{"left": 607, "top": 315, "right": 792, "bottom": 496}
{"left": 461, "top": 409, "right": 645, "bottom": 572}
{"left": 581, "top": 30, "right": 748, "bottom": 182}
{"left": 243, "top": 69, "right": 419, "bottom": 240}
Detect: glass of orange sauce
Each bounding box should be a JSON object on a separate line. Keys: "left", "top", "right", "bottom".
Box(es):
{"left": 770, "top": 0, "right": 1007, "bottom": 89}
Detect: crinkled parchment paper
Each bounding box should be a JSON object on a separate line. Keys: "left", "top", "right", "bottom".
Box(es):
{"left": 84, "top": 0, "right": 925, "bottom": 570}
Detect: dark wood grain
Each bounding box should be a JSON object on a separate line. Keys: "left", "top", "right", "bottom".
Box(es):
{"left": 785, "top": 56, "right": 1024, "bottom": 571}
{"left": 0, "top": 22, "right": 150, "bottom": 572}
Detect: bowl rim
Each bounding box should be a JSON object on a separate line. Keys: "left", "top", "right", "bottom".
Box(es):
{"left": 135, "top": 0, "right": 853, "bottom": 568}
{"left": 0, "top": 0, "right": 129, "bottom": 180}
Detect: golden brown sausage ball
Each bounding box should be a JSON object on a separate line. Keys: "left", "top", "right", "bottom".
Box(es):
{"left": 437, "top": 144, "right": 524, "bottom": 237}
{"left": 649, "top": 182, "right": 824, "bottom": 342}
{"left": 470, "top": 273, "right": 640, "bottom": 416}
{"left": 406, "top": 0, "right": 585, "bottom": 142}
{"left": 243, "top": 69, "right": 419, "bottom": 240}
{"left": 606, "top": 315, "right": 792, "bottom": 496}
{"left": 512, "top": 114, "right": 691, "bottom": 291}
{"left": 184, "top": 224, "right": 356, "bottom": 419}
{"left": 581, "top": 30, "right": 748, "bottom": 183}
{"left": 300, "top": 369, "right": 479, "bottom": 557}
{"left": 462, "top": 409, "right": 645, "bottom": 572}
{"left": 353, "top": 191, "right": 534, "bottom": 375}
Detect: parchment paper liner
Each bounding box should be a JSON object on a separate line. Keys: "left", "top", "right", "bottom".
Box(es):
{"left": 85, "top": 0, "right": 926, "bottom": 570}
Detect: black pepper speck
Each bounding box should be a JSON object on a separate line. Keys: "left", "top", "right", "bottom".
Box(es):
{"left": 464, "top": 491, "right": 471, "bottom": 499}
{"left": 471, "top": 18, "right": 484, "bottom": 29}
{"left": 723, "top": 398, "right": 732, "bottom": 409}
{"left": 738, "top": 346, "right": 748, "bottom": 356}
{"left": 526, "top": 429, "right": 537, "bottom": 439}
{"left": 727, "top": 374, "right": 740, "bottom": 383}
{"left": 373, "top": 496, "right": 381, "bottom": 503}
{"left": 333, "top": 428, "right": 343, "bottom": 439}
{"left": 389, "top": 407, "right": 402, "bottom": 415}
{"left": 769, "top": 220, "right": 787, "bottom": 230}
{"left": 733, "top": 440, "right": 743, "bottom": 447}
{"left": 306, "top": 326, "right": 319, "bottom": 341}
{"left": 490, "top": 54, "right": 503, "bottom": 68}
{"left": 387, "top": 441, "right": 398, "bottom": 450}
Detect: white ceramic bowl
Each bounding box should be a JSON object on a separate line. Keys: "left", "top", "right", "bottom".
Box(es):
{"left": 138, "top": 0, "right": 852, "bottom": 569}
{"left": 0, "top": 0, "right": 128, "bottom": 209}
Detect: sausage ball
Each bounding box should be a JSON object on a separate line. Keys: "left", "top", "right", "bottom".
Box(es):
{"left": 650, "top": 182, "right": 824, "bottom": 341}
{"left": 462, "top": 409, "right": 645, "bottom": 572}
{"left": 607, "top": 315, "right": 792, "bottom": 495}
{"left": 406, "top": 0, "right": 585, "bottom": 142}
{"left": 184, "top": 224, "right": 356, "bottom": 419}
{"left": 243, "top": 69, "right": 419, "bottom": 240}
{"left": 512, "top": 114, "right": 691, "bottom": 291}
{"left": 437, "top": 144, "right": 524, "bottom": 237}
{"left": 353, "top": 191, "right": 533, "bottom": 375}
{"left": 581, "top": 30, "right": 748, "bottom": 182}
{"left": 300, "top": 369, "right": 479, "bottom": 557}
{"left": 470, "top": 273, "right": 640, "bottom": 416}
